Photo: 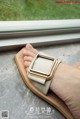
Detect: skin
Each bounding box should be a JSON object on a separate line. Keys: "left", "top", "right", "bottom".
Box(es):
{"left": 23, "top": 44, "right": 80, "bottom": 119}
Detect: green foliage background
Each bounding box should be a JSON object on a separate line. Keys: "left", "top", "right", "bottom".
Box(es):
{"left": 0, "top": 0, "right": 80, "bottom": 20}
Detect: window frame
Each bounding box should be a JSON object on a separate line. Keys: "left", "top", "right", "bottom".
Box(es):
{"left": 0, "top": 20, "right": 80, "bottom": 51}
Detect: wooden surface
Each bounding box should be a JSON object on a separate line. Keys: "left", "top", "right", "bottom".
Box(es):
{"left": 0, "top": 43, "right": 80, "bottom": 119}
